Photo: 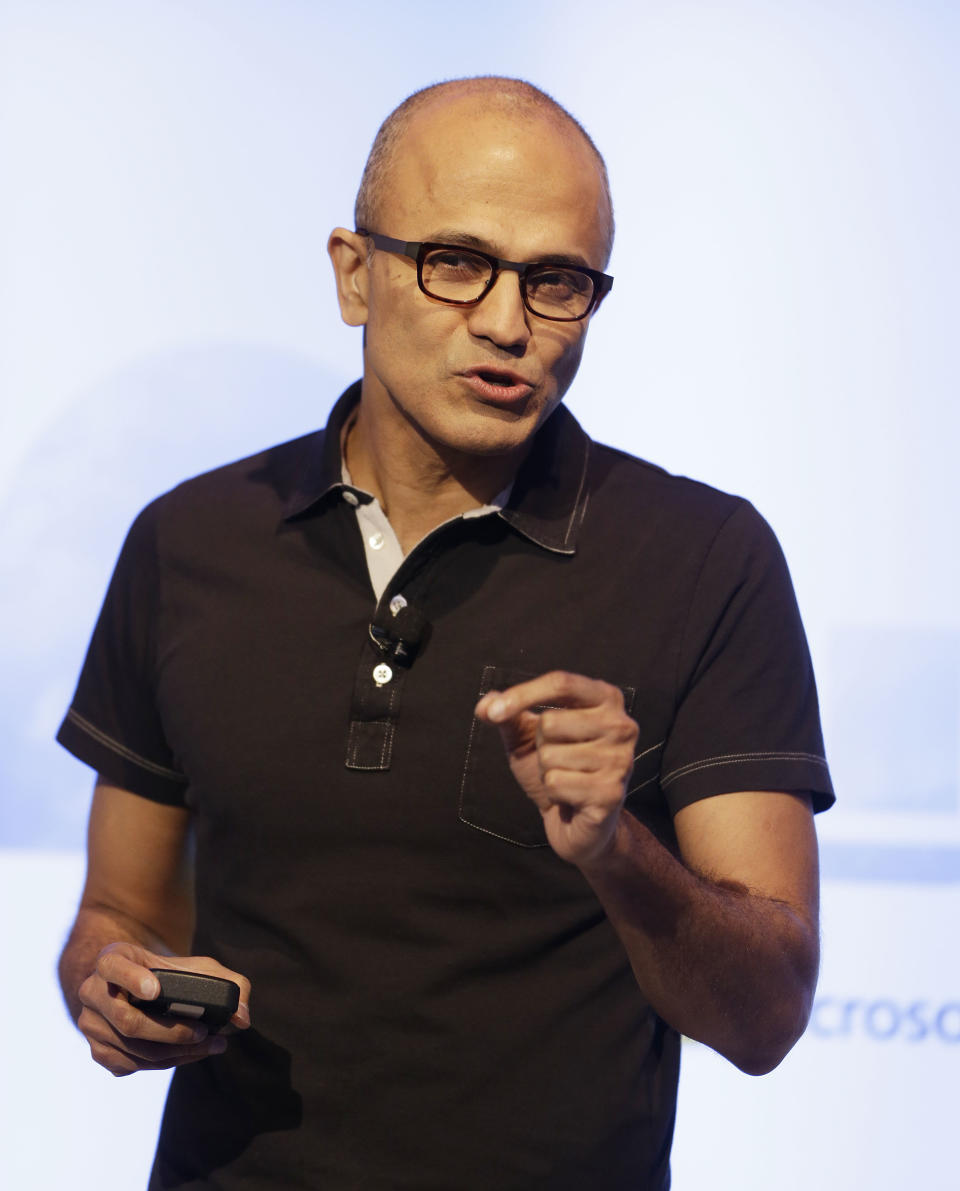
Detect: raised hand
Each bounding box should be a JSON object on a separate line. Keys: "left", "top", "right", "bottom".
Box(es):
{"left": 475, "top": 670, "right": 638, "bottom": 868}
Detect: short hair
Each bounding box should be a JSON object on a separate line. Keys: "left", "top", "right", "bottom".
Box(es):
{"left": 354, "top": 76, "right": 615, "bottom": 267}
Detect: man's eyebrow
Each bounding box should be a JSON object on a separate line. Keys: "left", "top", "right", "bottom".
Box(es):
{"left": 426, "top": 229, "right": 592, "bottom": 270}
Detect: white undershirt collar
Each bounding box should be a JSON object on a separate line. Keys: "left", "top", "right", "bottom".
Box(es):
{"left": 339, "top": 456, "right": 511, "bottom": 602}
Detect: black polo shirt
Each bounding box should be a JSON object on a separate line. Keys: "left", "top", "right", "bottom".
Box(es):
{"left": 58, "top": 382, "right": 833, "bottom": 1190}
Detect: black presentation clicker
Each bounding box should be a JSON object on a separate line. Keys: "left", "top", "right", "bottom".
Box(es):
{"left": 130, "top": 969, "right": 241, "bottom": 1033}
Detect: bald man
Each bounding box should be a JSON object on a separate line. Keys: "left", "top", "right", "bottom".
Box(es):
{"left": 58, "top": 78, "right": 833, "bottom": 1191}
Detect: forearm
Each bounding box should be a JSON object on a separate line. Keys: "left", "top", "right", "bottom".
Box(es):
{"left": 58, "top": 902, "right": 182, "bottom": 1024}
{"left": 580, "top": 812, "right": 819, "bottom": 1075}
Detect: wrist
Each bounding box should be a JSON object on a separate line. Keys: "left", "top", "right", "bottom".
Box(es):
{"left": 576, "top": 812, "right": 632, "bottom": 880}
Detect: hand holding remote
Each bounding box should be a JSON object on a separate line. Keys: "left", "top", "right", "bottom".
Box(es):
{"left": 76, "top": 941, "right": 251, "bottom": 1077}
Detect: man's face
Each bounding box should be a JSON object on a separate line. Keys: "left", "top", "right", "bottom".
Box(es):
{"left": 346, "top": 98, "right": 611, "bottom": 465}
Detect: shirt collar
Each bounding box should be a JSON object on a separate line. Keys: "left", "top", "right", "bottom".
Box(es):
{"left": 281, "top": 380, "right": 592, "bottom": 556}
{"left": 281, "top": 380, "right": 363, "bottom": 518}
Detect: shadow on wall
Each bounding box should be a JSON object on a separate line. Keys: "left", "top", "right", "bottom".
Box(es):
{"left": 0, "top": 343, "right": 348, "bottom": 848}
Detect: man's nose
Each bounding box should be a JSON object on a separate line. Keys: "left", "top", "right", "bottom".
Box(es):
{"left": 465, "top": 270, "right": 531, "bottom": 350}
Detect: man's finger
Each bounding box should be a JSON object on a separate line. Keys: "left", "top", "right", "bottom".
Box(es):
{"left": 535, "top": 705, "right": 637, "bottom": 746}
{"left": 83, "top": 1005, "right": 223, "bottom": 1057}
{"left": 84, "top": 1020, "right": 228, "bottom": 1076}
{"left": 537, "top": 738, "right": 630, "bottom": 775}
{"left": 79, "top": 978, "right": 207, "bottom": 1046}
{"left": 475, "top": 671, "right": 622, "bottom": 723}
{"left": 539, "top": 769, "right": 629, "bottom": 807}
{"left": 93, "top": 1045, "right": 224, "bottom": 1077}
{"left": 95, "top": 944, "right": 160, "bottom": 1000}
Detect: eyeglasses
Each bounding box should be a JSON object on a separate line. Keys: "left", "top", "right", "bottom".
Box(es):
{"left": 357, "top": 230, "right": 613, "bottom": 322}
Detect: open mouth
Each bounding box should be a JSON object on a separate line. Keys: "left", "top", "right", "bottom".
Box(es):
{"left": 461, "top": 368, "right": 533, "bottom": 403}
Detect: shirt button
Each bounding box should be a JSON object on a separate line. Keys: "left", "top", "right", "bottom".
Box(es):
{"left": 389, "top": 594, "right": 407, "bottom": 616}
{"left": 373, "top": 663, "right": 393, "bottom": 686}
{"left": 342, "top": 490, "right": 359, "bottom": 507}
{"left": 368, "top": 532, "right": 385, "bottom": 550}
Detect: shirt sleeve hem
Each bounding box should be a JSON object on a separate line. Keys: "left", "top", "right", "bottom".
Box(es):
{"left": 56, "top": 709, "right": 189, "bottom": 807}
{"left": 662, "top": 752, "right": 835, "bottom": 815}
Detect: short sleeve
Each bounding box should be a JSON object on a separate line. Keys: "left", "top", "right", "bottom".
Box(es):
{"left": 660, "top": 501, "right": 834, "bottom": 814}
{"left": 56, "top": 501, "right": 189, "bottom": 805}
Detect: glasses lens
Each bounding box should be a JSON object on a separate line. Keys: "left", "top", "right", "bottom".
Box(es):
{"left": 421, "top": 248, "right": 493, "bottom": 302}
{"left": 524, "top": 267, "right": 595, "bottom": 320}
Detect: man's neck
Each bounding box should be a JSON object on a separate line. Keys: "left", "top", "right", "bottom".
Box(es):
{"left": 344, "top": 404, "right": 523, "bottom": 555}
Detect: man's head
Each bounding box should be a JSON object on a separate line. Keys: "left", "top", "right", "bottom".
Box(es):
{"left": 354, "top": 78, "right": 615, "bottom": 269}
{"left": 328, "top": 77, "right": 614, "bottom": 471}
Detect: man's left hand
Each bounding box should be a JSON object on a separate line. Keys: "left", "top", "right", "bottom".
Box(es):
{"left": 475, "top": 671, "right": 638, "bottom": 868}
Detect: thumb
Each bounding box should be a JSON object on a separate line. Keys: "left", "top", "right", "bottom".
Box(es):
{"left": 475, "top": 690, "right": 540, "bottom": 757}
{"left": 495, "top": 708, "right": 541, "bottom": 760}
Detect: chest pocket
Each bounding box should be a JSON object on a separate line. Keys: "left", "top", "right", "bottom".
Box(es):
{"left": 459, "top": 664, "right": 638, "bottom": 848}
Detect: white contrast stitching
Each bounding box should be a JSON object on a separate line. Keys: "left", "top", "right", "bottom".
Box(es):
{"left": 625, "top": 774, "right": 661, "bottom": 795}
{"left": 633, "top": 739, "right": 666, "bottom": 763}
{"left": 458, "top": 665, "right": 494, "bottom": 817}
{"left": 458, "top": 664, "right": 549, "bottom": 847}
{"left": 624, "top": 740, "right": 666, "bottom": 796}
{"left": 346, "top": 720, "right": 361, "bottom": 766}
{"left": 561, "top": 441, "right": 591, "bottom": 548}
{"left": 346, "top": 719, "right": 394, "bottom": 770}
{"left": 457, "top": 813, "right": 549, "bottom": 849}
{"left": 65, "top": 709, "right": 187, "bottom": 782}
{"left": 661, "top": 750, "right": 829, "bottom": 787}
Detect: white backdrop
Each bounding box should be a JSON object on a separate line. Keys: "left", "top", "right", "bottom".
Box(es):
{"left": 1, "top": 2, "right": 957, "bottom": 1188}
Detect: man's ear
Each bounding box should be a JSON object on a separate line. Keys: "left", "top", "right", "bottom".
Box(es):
{"left": 327, "top": 228, "right": 370, "bottom": 326}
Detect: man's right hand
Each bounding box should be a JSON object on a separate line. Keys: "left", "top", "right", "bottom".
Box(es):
{"left": 77, "top": 940, "right": 251, "bottom": 1077}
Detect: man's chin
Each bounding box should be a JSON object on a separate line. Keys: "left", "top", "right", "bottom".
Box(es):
{"left": 448, "top": 397, "right": 560, "bottom": 456}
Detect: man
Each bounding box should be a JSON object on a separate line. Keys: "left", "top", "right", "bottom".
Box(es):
{"left": 57, "top": 77, "right": 833, "bottom": 1190}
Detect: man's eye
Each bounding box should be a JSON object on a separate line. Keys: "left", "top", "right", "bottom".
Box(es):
{"left": 529, "top": 269, "right": 591, "bottom": 299}
{"left": 426, "top": 251, "right": 488, "bottom": 280}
